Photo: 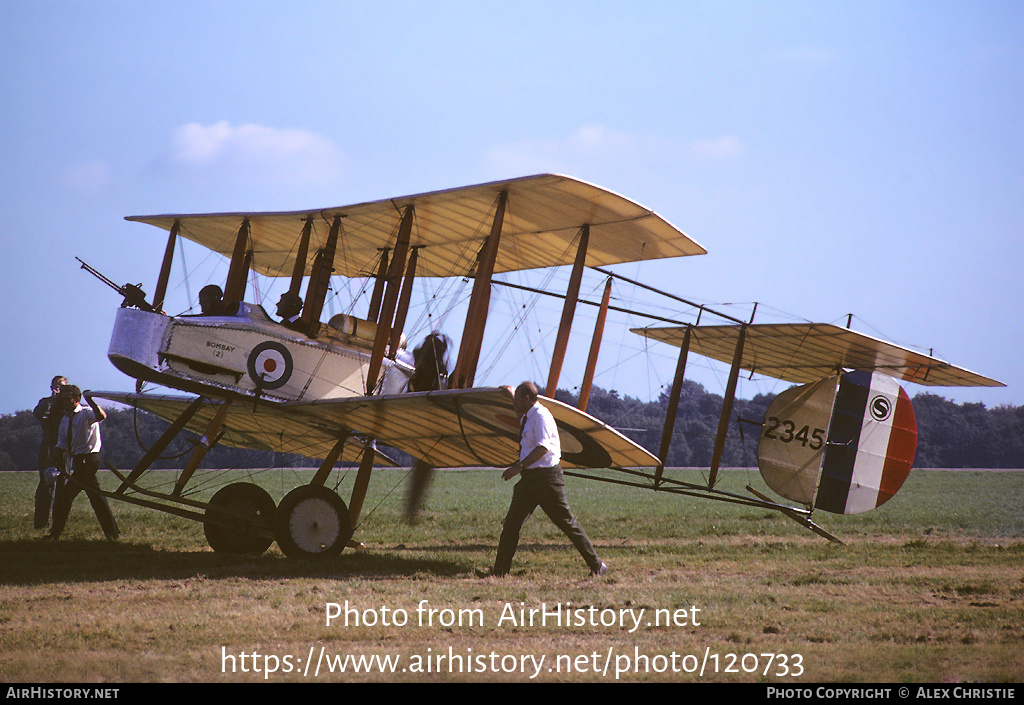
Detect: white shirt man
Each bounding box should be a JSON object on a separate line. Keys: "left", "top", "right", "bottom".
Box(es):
{"left": 517, "top": 400, "right": 560, "bottom": 467}
{"left": 46, "top": 386, "right": 119, "bottom": 541}
{"left": 490, "top": 382, "right": 607, "bottom": 577}
{"left": 56, "top": 400, "right": 103, "bottom": 465}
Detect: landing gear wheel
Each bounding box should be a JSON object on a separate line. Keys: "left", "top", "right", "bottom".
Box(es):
{"left": 275, "top": 485, "right": 352, "bottom": 559}
{"left": 203, "top": 482, "right": 276, "bottom": 554}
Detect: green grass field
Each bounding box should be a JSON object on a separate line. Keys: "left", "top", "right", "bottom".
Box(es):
{"left": 1, "top": 467, "right": 1022, "bottom": 683}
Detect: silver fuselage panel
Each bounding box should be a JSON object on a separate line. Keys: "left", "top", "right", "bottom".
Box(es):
{"left": 108, "top": 305, "right": 413, "bottom": 401}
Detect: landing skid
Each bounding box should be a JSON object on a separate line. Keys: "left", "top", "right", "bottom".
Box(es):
{"left": 563, "top": 467, "right": 843, "bottom": 544}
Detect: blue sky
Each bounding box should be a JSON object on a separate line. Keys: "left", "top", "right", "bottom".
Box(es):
{"left": 2, "top": 1, "right": 1021, "bottom": 417}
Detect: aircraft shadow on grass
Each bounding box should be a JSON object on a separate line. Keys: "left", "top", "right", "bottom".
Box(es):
{"left": 1, "top": 539, "right": 470, "bottom": 585}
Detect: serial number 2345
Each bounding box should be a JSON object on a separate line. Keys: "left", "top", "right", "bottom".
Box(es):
{"left": 762, "top": 417, "right": 826, "bottom": 450}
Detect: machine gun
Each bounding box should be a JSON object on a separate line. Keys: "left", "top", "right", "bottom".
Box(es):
{"left": 77, "top": 257, "right": 159, "bottom": 313}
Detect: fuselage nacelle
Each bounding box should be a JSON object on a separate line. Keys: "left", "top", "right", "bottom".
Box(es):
{"left": 108, "top": 305, "right": 413, "bottom": 402}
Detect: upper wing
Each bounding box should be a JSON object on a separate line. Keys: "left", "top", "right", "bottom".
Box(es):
{"left": 632, "top": 322, "right": 1004, "bottom": 387}
{"left": 96, "top": 388, "right": 660, "bottom": 469}
{"left": 126, "top": 174, "right": 705, "bottom": 279}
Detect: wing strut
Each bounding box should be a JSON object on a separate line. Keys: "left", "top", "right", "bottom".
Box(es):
{"left": 389, "top": 245, "right": 420, "bottom": 354}
{"left": 302, "top": 216, "right": 340, "bottom": 334}
{"left": 366, "top": 206, "right": 413, "bottom": 393}
{"left": 656, "top": 325, "right": 691, "bottom": 485}
{"left": 173, "top": 399, "right": 234, "bottom": 495}
{"left": 288, "top": 217, "right": 313, "bottom": 300}
{"left": 348, "top": 439, "right": 377, "bottom": 526}
{"left": 367, "top": 248, "right": 390, "bottom": 322}
{"left": 116, "top": 395, "right": 205, "bottom": 493}
{"left": 451, "top": 190, "right": 507, "bottom": 388}
{"left": 310, "top": 434, "right": 348, "bottom": 486}
{"left": 546, "top": 224, "right": 590, "bottom": 397}
{"left": 152, "top": 220, "right": 179, "bottom": 312}
{"left": 709, "top": 325, "right": 747, "bottom": 488}
{"left": 578, "top": 276, "right": 612, "bottom": 412}
{"left": 223, "top": 219, "right": 251, "bottom": 304}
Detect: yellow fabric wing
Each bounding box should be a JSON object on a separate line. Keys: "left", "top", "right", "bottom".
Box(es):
{"left": 633, "top": 322, "right": 1003, "bottom": 388}
{"left": 126, "top": 174, "right": 705, "bottom": 280}
{"left": 96, "top": 388, "right": 660, "bottom": 469}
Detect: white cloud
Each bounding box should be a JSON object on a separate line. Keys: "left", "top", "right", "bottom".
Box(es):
{"left": 486, "top": 125, "right": 743, "bottom": 177}
{"left": 169, "top": 121, "right": 341, "bottom": 184}
{"left": 568, "top": 124, "right": 632, "bottom": 152}
{"left": 484, "top": 124, "right": 635, "bottom": 174}
{"left": 172, "top": 121, "right": 234, "bottom": 165}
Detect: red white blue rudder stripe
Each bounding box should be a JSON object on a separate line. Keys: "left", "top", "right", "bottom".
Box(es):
{"left": 815, "top": 371, "right": 918, "bottom": 515}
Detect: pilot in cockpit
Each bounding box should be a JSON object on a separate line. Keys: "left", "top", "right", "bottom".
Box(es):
{"left": 409, "top": 333, "right": 450, "bottom": 391}
{"left": 198, "top": 284, "right": 240, "bottom": 316}
{"left": 276, "top": 291, "right": 305, "bottom": 331}
{"left": 198, "top": 285, "right": 225, "bottom": 315}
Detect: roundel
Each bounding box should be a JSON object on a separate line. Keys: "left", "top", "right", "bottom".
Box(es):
{"left": 247, "top": 341, "right": 294, "bottom": 390}
{"left": 456, "top": 399, "right": 613, "bottom": 469}
{"left": 869, "top": 395, "right": 893, "bottom": 422}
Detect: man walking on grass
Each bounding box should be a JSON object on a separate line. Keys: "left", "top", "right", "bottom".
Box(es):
{"left": 486, "top": 381, "right": 607, "bottom": 578}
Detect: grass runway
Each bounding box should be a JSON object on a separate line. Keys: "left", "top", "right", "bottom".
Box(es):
{"left": 1, "top": 467, "right": 1022, "bottom": 682}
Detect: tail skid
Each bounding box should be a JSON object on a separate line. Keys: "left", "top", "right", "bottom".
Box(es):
{"left": 745, "top": 485, "right": 843, "bottom": 544}
{"left": 563, "top": 467, "right": 844, "bottom": 543}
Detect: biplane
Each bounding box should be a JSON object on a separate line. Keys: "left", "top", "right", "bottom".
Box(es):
{"left": 84, "top": 174, "right": 1002, "bottom": 557}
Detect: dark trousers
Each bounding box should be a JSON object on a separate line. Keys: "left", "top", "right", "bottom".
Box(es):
{"left": 35, "top": 441, "right": 58, "bottom": 529}
{"left": 49, "top": 453, "right": 119, "bottom": 540}
{"left": 493, "top": 467, "right": 601, "bottom": 575}
{"left": 34, "top": 468, "right": 57, "bottom": 529}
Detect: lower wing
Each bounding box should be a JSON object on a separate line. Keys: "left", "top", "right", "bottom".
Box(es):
{"left": 95, "top": 388, "right": 659, "bottom": 469}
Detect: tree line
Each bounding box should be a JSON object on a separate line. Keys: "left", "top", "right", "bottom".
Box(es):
{"left": 553, "top": 384, "right": 1024, "bottom": 470}
{"left": 1, "top": 383, "right": 1022, "bottom": 472}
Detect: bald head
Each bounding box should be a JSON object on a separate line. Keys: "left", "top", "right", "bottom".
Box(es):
{"left": 513, "top": 381, "right": 539, "bottom": 417}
